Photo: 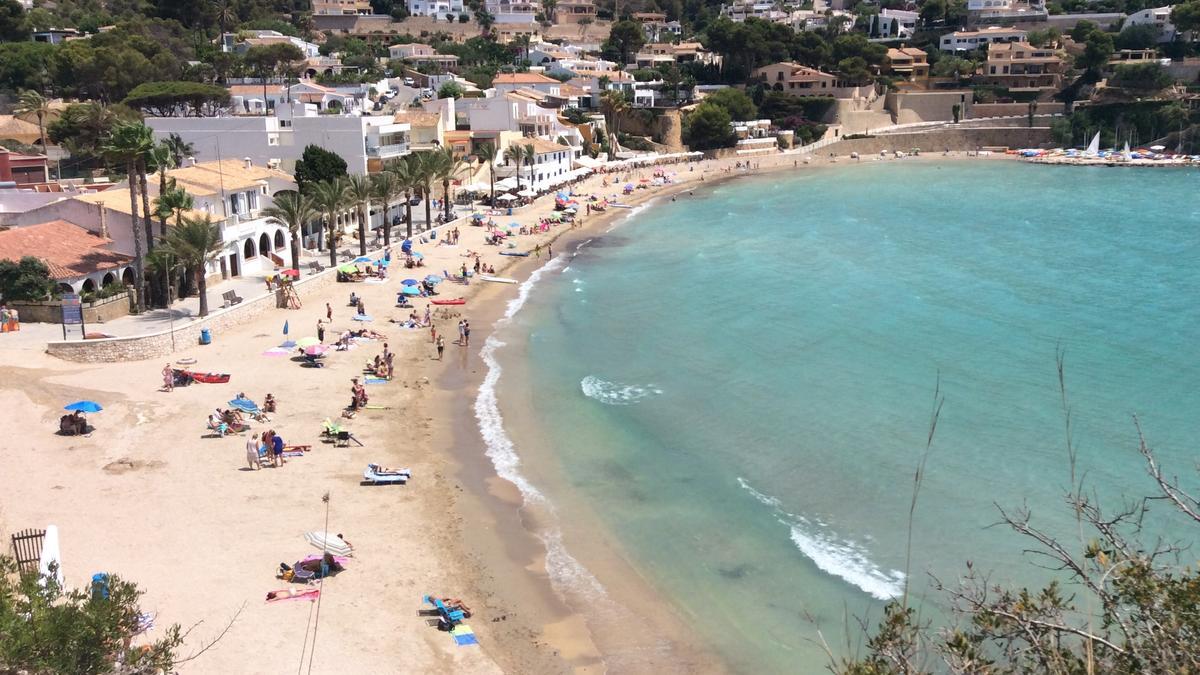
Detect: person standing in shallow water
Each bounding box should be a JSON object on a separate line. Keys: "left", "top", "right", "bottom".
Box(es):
{"left": 436, "top": 335, "right": 445, "bottom": 360}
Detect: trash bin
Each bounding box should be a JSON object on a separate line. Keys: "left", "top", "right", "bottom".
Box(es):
{"left": 200, "top": 328, "right": 211, "bottom": 345}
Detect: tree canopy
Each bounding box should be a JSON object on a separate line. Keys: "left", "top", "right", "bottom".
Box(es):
{"left": 601, "top": 20, "right": 647, "bottom": 65}
{"left": 703, "top": 87, "right": 758, "bottom": 121}
{"left": 123, "top": 81, "right": 232, "bottom": 117}
{"left": 0, "top": 256, "right": 55, "bottom": 302}
{"left": 294, "top": 145, "right": 349, "bottom": 191}
{"left": 683, "top": 102, "right": 735, "bottom": 150}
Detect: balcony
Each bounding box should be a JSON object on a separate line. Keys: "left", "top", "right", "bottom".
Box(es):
{"left": 367, "top": 142, "right": 410, "bottom": 158}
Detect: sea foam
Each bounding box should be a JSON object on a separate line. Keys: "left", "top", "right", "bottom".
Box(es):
{"left": 474, "top": 256, "right": 606, "bottom": 601}
{"left": 736, "top": 477, "right": 904, "bottom": 601}
{"left": 580, "top": 376, "right": 663, "bottom": 405}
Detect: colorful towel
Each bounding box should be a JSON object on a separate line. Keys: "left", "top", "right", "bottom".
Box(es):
{"left": 450, "top": 624, "right": 478, "bottom": 646}
{"left": 365, "top": 378, "right": 389, "bottom": 384}
{"left": 266, "top": 589, "right": 320, "bottom": 603}
{"left": 262, "top": 347, "right": 290, "bottom": 357}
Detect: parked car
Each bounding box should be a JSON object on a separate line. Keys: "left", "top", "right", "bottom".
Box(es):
{"left": 403, "top": 77, "right": 415, "bottom": 86}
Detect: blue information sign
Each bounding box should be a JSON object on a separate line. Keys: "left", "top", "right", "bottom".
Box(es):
{"left": 61, "top": 293, "right": 83, "bottom": 325}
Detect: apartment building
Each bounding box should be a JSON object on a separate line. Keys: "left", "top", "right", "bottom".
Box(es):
{"left": 406, "top": 0, "right": 466, "bottom": 17}
{"left": 940, "top": 26, "right": 1028, "bottom": 51}
{"left": 1125, "top": 6, "right": 1177, "bottom": 42}
{"left": 980, "top": 41, "right": 1065, "bottom": 91}
{"left": 313, "top": 0, "right": 372, "bottom": 14}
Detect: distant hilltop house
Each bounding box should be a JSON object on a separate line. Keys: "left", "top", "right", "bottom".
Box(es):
{"left": 722, "top": 0, "right": 788, "bottom": 23}
{"left": 487, "top": 0, "right": 539, "bottom": 24}
{"left": 633, "top": 42, "right": 718, "bottom": 70}
{"left": 940, "top": 27, "right": 1029, "bottom": 52}
{"left": 979, "top": 41, "right": 1066, "bottom": 93}
{"left": 869, "top": 9, "right": 919, "bottom": 40}
{"left": 554, "top": 0, "right": 597, "bottom": 25}
{"left": 753, "top": 62, "right": 869, "bottom": 98}
{"left": 225, "top": 81, "right": 365, "bottom": 115}
{"left": 887, "top": 47, "right": 930, "bottom": 81}
{"left": 1125, "top": 6, "right": 1178, "bottom": 42}
{"left": 405, "top": 0, "right": 466, "bottom": 18}
{"left": 313, "top": 0, "right": 373, "bottom": 15}
{"left": 388, "top": 43, "right": 460, "bottom": 71}
{"left": 220, "top": 30, "right": 320, "bottom": 58}
{"left": 965, "top": 0, "right": 1048, "bottom": 26}
{"left": 0, "top": 148, "right": 50, "bottom": 186}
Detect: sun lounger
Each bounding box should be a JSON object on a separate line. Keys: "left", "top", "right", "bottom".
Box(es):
{"left": 362, "top": 464, "right": 411, "bottom": 485}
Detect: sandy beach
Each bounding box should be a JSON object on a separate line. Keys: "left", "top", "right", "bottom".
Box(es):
{"left": 0, "top": 148, "right": 1003, "bottom": 673}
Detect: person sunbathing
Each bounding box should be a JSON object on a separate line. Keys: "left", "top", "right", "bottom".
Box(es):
{"left": 370, "top": 464, "right": 408, "bottom": 475}
{"left": 266, "top": 589, "right": 319, "bottom": 602}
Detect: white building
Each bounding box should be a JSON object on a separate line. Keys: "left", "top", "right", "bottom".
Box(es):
{"left": 1125, "top": 6, "right": 1177, "bottom": 42}
{"left": 486, "top": 0, "right": 538, "bottom": 23}
{"left": 940, "top": 26, "right": 1028, "bottom": 51}
{"left": 222, "top": 30, "right": 321, "bottom": 58}
{"left": 500, "top": 138, "right": 579, "bottom": 191}
{"left": 722, "top": 0, "right": 787, "bottom": 22}
{"left": 870, "top": 9, "right": 919, "bottom": 39}
{"left": 0, "top": 159, "right": 301, "bottom": 281}
{"left": 146, "top": 103, "right": 411, "bottom": 177}
{"left": 407, "top": 0, "right": 465, "bottom": 17}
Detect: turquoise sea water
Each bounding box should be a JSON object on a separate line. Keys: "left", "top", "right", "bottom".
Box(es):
{"left": 485, "top": 162, "right": 1200, "bottom": 671}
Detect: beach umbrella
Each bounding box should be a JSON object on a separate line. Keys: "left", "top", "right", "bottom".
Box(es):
{"left": 497, "top": 194, "right": 517, "bottom": 201}
{"left": 280, "top": 269, "right": 300, "bottom": 278}
{"left": 401, "top": 239, "right": 412, "bottom": 252}
{"left": 304, "top": 531, "right": 353, "bottom": 557}
{"left": 401, "top": 278, "right": 418, "bottom": 286}
{"left": 228, "top": 398, "right": 259, "bottom": 413}
{"left": 517, "top": 188, "right": 537, "bottom": 197}
{"left": 411, "top": 252, "right": 424, "bottom": 260}
{"left": 297, "top": 336, "right": 321, "bottom": 348}
{"left": 304, "top": 345, "right": 329, "bottom": 356}
{"left": 337, "top": 264, "right": 357, "bottom": 273}
{"left": 283, "top": 320, "right": 289, "bottom": 336}
{"left": 1151, "top": 145, "right": 1166, "bottom": 151}
{"left": 401, "top": 286, "right": 421, "bottom": 296}
{"left": 352, "top": 314, "right": 373, "bottom": 322}
{"left": 353, "top": 256, "right": 372, "bottom": 263}
{"left": 424, "top": 274, "right": 442, "bottom": 284}
{"left": 64, "top": 401, "right": 102, "bottom": 413}
{"left": 378, "top": 259, "right": 390, "bottom": 268}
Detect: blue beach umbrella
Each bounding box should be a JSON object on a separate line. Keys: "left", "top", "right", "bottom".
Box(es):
{"left": 354, "top": 256, "right": 372, "bottom": 263}
{"left": 424, "top": 274, "right": 442, "bottom": 284}
{"left": 283, "top": 320, "right": 289, "bottom": 336}
{"left": 411, "top": 252, "right": 424, "bottom": 260}
{"left": 401, "top": 286, "right": 421, "bottom": 296}
{"left": 402, "top": 278, "right": 418, "bottom": 286}
{"left": 64, "top": 401, "right": 102, "bottom": 413}
{"left": 228, "top": 398, "right": 259, "bottom": 413}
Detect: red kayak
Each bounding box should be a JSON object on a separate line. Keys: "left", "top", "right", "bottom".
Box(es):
{"left": 185, "top": 371, "right": 231, "bottom": 384}
{"left": 430, "top": 298, "right": 466, "bottom": 306}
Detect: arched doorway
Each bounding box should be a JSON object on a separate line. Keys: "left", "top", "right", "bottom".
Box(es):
{"left": 274, "top": 230, "right": 285, "bottom": 249}
{"left": 121, "top": 268, "right": 134, "bottom": 286}
{"left": 81, "top": 279, "right": 96, "bottom": 293}
{"left": 101, "top": 272, "right": 116, "bottom": 287}
{"left": 259, "top": 232, "right": 271, "bottom": 254}
{"left": 57, "top": 283, "right": 74, "bottom": 295}
{"left": 243, "top": 238, "right": 256, "bottom": 259}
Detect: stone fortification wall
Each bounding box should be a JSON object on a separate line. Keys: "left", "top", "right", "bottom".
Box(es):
{"left": 823, "top": 127, "right": 1053, "bottom": 155}
{"left": 45, "top": 269, "right": 340, "bottom": 363}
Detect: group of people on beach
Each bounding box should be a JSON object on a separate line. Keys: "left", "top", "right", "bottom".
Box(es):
{"left": 246, "top": 429, "right": 287, "bottom": 470}
{"left": 0, "top": 305, "right": 20, "bottom": 332}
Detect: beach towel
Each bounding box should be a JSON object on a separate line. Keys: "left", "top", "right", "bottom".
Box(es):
{"left": 364, "top": 378, "right": 389, "bottom": 385}
{"left": 450, "top": 624, "right": 478, "bottom": 646}
{"left": 266, "top": 589, "right": 320, "bottom": 603}
{"left": 262, "top": 347, "right": 290, "bottom": 357}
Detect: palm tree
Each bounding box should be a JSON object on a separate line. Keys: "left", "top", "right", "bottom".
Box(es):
{"left": 162, "top": 215, "right": 224, "bottom": 317}
{"left": 503, "top": 144, "right": 525, "bottom": 191}
{"left": 14, "top": 90, "right": 51, "bottom": 157}
{"left": 345, "top": 174, "right": 374, "bottom": 256}
{"left": 434, "top": 147, "right": 468, "bottom": 222}
{"left": 164, "top": 133, "right": 195, "bottom": 166}
{"left": 154, "top": 182, "right": 194, "bottom": 227}
{"left": 262, "top": 190, "right": 317, "bottom": 276}
{"left": 214, "top": 0, "right": 238, "bottom": 35}
{"left": 386, "top": 157, "right": 417, "bottom": 240}
{"left": 601, "top": 90, "right": 629, "bottom": 148}
{"left": 102, "top": 122, "right": 151, "bottom": 312}
{"left": 147, "top": 142, "right": 175, "bottom": 239}
{"left": 523, "top": 142, "right": 537, "bottom": 192}
{"left": 371, "top": 171, "right": 402, "bottom": 247}
{"left": 413, "top": 151, "right": 437, "bottom": 231}
{"left": 475, "top": 142, "right": 498, "bottom": 204}
{"left": 310, "top": 177, "right": 349, "bottom": 268}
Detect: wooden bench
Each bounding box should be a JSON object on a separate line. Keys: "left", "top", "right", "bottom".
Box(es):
{"left": 221, "top": 290, "right": 243, "bottom": 308}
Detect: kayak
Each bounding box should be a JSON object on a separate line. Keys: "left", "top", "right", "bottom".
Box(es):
{"left": 480, "top": 275, "right": 518, "bottom": 284}
{"left": 186, "top": 371, "right": 231, "bottom": 384}
{"left": 431, "top": 298, "right": 466, "bottom": 306}
{"left": 499, "top": 251, "right": 529, "bottom": 257}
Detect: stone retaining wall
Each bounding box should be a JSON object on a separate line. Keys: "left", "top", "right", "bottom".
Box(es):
{"left": 12, "top": 292, "right": 131, "bottom": 324}
{"left": 45, "top": 269, "right": 340, "bottom": 363}
{"left": 827, "top": 127, "right": 1053, "bottom": 155}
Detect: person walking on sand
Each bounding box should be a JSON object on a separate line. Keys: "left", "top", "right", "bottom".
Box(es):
{"left": 431, "top": 324, "right": 437, "bottom": 344}
{"left": 162, "top": 364, "right": 174, "bottom": 392}
{"left": 246, "top": 433, "right": 262, "bottom": 470}
{"left": 317, "top": 320, "right": 326, "bottom": 343}
{"left": 326, "top": 302, "right": 332, "bottom": 321}
{"left": 436, "top": 335, "right": 445, "bottom": 360}
{"left": 272, "top": 430, "right": 285, "bottom": 466}
{"left": 261, "top": 431, "right": 274, "bottom": 467}
{"left": 457, "top": 320, "right": 465, "bottom": 345}
{"left": 462, "top": 320, "right": 471, "bottom": 347}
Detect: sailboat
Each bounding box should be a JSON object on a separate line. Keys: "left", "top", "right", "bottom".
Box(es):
{"left": 1085, "top": 131, "right": 1101, "bottom": 155}
{"left": 1123, "top": 139, "right": 1131, "bottom": 161}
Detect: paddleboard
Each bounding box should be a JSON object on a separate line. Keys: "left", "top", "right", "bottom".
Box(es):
{"left": 480, "top": 275, "right": 518, "bottom": 284}
{"left": 431, "top": 298, "right": 466, "bottom": 305}
{"left": 499, "top": 251, "right": 529, "bottom": 257}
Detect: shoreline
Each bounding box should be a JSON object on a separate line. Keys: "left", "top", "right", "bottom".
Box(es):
{"left": 0, "top": 150, "right": 1022, "bottom": 674}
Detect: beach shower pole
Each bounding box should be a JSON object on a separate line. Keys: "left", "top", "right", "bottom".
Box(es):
{"left": 305, "top": 491, "right": 332, "bottom": 675}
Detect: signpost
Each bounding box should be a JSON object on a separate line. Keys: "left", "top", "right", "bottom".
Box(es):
{"left": 60, "top": 293, "right": 85, "bottom": 340}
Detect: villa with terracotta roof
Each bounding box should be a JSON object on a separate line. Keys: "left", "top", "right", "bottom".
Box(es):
{"left": 0, "top": 219, "right": 134, "bottom": 294}
{"left": 753, "top": 62, "right": 867, "bottom": 98}
{"left": 887, "top": 47, "right": 930, "bottom": 80}
{"left": 0, "top": 148, "right": 49, "bottom": 186}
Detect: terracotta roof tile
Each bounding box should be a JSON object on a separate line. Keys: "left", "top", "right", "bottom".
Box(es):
{"left": 0, "top": 219, "right": 131, "bottom": 280}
